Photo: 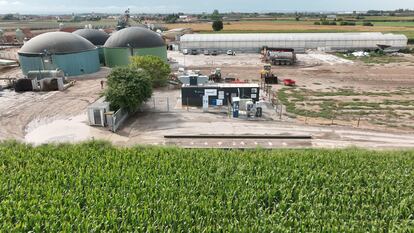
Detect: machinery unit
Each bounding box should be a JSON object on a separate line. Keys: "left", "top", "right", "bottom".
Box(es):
{"left": 264, "top": 47, "right": 296, "bottom": 66}
{"left": 260, "top": 64, "right": 278, "bottom": 84}
{"left": 87, "top": 98, "right": 110, "bottom": 127}
{"left": 182, "top": 83, "right": 260, "bottom": 107}
{"left": 209, "top": 68, "right": 222, "bottom": 82}
{"left": 38, "top": 78, "right": 65, "bottom": 91}
{"left": 178, "top": 75, "right": 209, "bottom": 85}
{"left": 27, "top": 70, "right": 65, "bottom": 81}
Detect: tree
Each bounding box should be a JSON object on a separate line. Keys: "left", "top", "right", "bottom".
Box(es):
{"left": 2, "top": 14, "right": 17, "bottom": 20}
{"left": 211, "top": 9, "right": 221, "bottom": 21}
{"left": 105, "top": 67, "right": 152, "bottom": 111}
{"left": 363, "top": 22, "right": 374, "bottom": 26}
{"left": 130, "top": 55, "right": 171, "bottom": 88}
{"left": 164, "top": 14, "right": 179, "bottom": 23}
{"left": 212, "top": 20, "right": 224, "bottom": 31}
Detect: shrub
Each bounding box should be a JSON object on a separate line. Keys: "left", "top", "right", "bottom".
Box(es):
{"left": 340, "top": 21, "right": 356, "bottom": 26}
{"left": 130, "top": 55, "right": 171, "bottom": 88}
{"left": 363, "top": 22, "right": 374, "bottom": 26}
{"left": 105, "top": 67, "right": 152, "bottom": 111}
{"left": 212, "top": 20, "right": 224, "bottom": 31}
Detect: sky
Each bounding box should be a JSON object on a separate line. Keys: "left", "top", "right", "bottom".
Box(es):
{"left": 0, "top": 0, "right": 413, "bottom": 14}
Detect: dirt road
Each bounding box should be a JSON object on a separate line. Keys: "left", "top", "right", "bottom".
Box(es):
{"left": 118, "top": 111, "right": 414, "bottom": 149}
{"left": 0, "top": 68, "right": 109, "bottom": 140}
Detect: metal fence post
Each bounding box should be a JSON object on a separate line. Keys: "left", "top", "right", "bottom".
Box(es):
{"left": 167, "top": 97, "right": 170, "bottom": 112}
{"left": 279, "top": 105, "right": 283, "bottom": 120}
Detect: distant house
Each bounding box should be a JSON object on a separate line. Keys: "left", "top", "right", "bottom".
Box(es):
{"left": 177, "top": 15, "right": 196, "bottom": 23}
{"left": 163, "top": 28, "right": 193, "bottom": 41}
{"left": 327, "top": 15, "right": 337, "bottom": 20}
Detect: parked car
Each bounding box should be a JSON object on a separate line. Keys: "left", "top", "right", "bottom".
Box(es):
{"left": 227, "top": 50, "right": 236, "bottom": 56}
{"left": 204, "top": 50, "right": 210, "bottom": 55}
{"left": 182, "top": 49, "right": 189, "bottom": 55}
{"left": 190, "top": 49, "right": 198, "bottom": 55}
{"left": 211, "top": 50, "right": 218, "bottom": 56}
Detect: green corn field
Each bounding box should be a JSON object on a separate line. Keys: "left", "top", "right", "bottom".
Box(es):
{"left": 0, "top": 141, "right": 413, "bottom": 232}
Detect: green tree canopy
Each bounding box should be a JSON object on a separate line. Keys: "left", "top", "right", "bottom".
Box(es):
{"left": 105, "top": 67, "right": 152, "bottom": 111}
{"left": 212, "top": 20, "right": 224, "bottom": 31}
{"left": 130, "top": 55, "right": 171, "bottom": 88}
{"left": 211, "top": 9, "right": 221, "bottom": 21}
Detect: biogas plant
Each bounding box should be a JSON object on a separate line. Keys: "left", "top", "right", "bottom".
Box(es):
{"left": 0, "top": 9, "right": 413, "bottom": 149}
{"left": 18, "top": 27, "right": 167, "bottom": 77}
{"left": 0, "top": 20, "right": 168, "bottom": 92}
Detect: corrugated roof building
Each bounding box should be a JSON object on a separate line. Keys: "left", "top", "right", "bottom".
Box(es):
{"left": 180, "top": 32, "right": 408, "bottom": 53}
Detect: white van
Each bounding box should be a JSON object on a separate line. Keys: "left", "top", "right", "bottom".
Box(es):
{"left": 227, "top": 50, "right": 235, "bottom": 56}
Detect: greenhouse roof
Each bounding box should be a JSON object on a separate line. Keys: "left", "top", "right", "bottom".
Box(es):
{"left": 180, "top": 33, "right": 408, "bottom": 42}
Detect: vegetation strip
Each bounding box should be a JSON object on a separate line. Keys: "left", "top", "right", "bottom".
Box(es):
{"left": 0, "top": 141, "right": 413, "bottom": 231}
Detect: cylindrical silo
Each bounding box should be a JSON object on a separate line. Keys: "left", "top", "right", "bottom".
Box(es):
{"left": 103, "top": 27, "right": 167, "bottom": 67}
{"left": 18, "top": 32, "right": 101, "bottom": 76}
{"left": 73, "top": 29, "right": 110, "bottom": 65}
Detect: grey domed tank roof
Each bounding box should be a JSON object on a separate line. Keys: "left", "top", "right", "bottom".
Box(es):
{"left": 73, "top": 29, "right": 110, "bottom": 46}
{"left": 19, "top": 32, "right": 96, "bottom": 55}
{"left": 104, "top": 27, "right": 165, "bottom": 49}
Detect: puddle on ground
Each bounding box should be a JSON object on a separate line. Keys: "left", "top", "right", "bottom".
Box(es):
{"left": 25, "top": 114, "right": 93, "bottom": 145}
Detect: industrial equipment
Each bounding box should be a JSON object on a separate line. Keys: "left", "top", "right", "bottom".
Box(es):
{"left": 182, "top": 83, "right": 260, "bottom": 107}
{"left": 209, "top": 68, "right": 222, "bottom": 82}
{"left": 179, "top": 74, "right": 209, "bottom": 86}
{"left": 232, "top": 97, "right": 240, "bottom": 118}
{"left": 260, "top": 64, "right": 278, "bottom": 84}
{"left": 87, "top": 98, "right": 110, "bottom": 127}
{"left": 116, "top": 8, "right": 131, "bottom": 30}
{"left": 27, "top": 70, "right": 65, "bottom": 81}
{"left": 264, "top": 47, "right": 296, "bottom": 65}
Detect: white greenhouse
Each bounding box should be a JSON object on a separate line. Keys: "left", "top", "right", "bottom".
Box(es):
{"left": 180, "top": 32, "right": 408, "bottom": 53}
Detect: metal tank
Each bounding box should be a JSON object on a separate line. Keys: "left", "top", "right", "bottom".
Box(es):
{"left": 103, "top": 27, "right": 167, "bottom": 67}
{"left": 15, "top": 28, "right": 24, "bottom": 43}
{"left": 18, "top": 32, "right": 100, "bottom": 76}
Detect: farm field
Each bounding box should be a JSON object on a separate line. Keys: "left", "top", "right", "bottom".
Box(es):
{"left": 0, "top": 141, "right": 414, "bottom": 231}
{"left": 0, "top": 19, "right": 134, "bottom": 31}
{"left": 277, "top": 87, "right": 414, "bottom": 130}
{"left": 1, "top": 17, "right": 414, "bottom": 40}
{"left": 165, "top": 21, "right": 414, "bottom": 40}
